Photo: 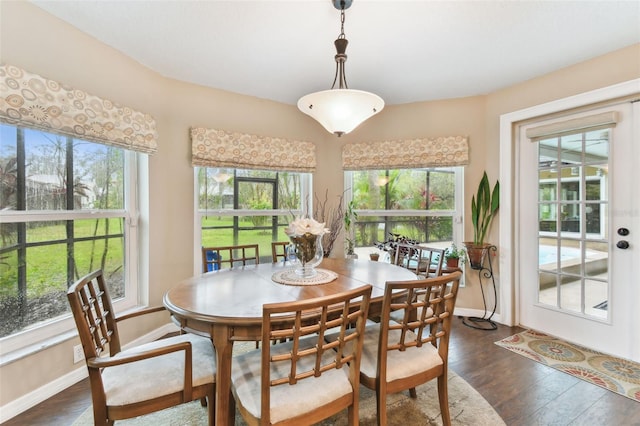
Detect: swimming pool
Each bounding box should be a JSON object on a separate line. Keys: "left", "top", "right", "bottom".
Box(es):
{"left": 538, "top": 245, "right": 608, "bottom": 267}
{"left": 538, "top": 245, "right": 582, "bottom": 265}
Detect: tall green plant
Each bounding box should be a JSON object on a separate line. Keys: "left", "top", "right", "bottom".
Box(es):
{"left": 471, "top": 171, "right": 499, "bottom": 245}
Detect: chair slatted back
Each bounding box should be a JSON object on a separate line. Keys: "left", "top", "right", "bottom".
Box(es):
{"left": 271, "top": 241, "right": 289, "bottom": 263}
{"left": 381, "top": 272, "right": 462, "bottom": 361}
{"left": 392, "top": 243, "right": 423, "bottom": 275}
{"left": 67, "top": 269, "right": 122, "bottom": 359}
{"left": 416, "top": 245, "right": 445, "bottom": 277}
{"left": 260, "top": 285, "right": 372, "bottom": 422}
{"left": 393, "top": 243, "right": 445, "bottom": 278}
{"left": 201, "top": 244, "right": 260, "bottom": 272}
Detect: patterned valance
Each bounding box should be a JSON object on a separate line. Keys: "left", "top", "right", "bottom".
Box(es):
{"left": 191, "top": 127, "right": 316, "bottom": 173}
{"left": 0, "top": 64, "right": 158, "bottom": 154}
{"left": 342, "top": 136, "right": 469, "bottom": 170}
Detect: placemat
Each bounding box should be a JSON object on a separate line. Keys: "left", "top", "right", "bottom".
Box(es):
{"left": 272, "top": 268, "right": 338, "bottom": 286}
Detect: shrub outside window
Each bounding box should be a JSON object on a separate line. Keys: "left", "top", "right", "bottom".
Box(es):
{"left": 0, "top": 124, "right": 139, "bottom": 350}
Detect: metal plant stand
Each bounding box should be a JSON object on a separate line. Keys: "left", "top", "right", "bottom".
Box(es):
{"left": 462, "top": 245, "right": 498, "bottom": 330}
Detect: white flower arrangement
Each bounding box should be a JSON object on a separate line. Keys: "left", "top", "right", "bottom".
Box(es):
{"left": 284, "top": 216, "right": 329, "bottom": 237}
{"left": 285, "top": 216, "right": 329, "bottom": 265}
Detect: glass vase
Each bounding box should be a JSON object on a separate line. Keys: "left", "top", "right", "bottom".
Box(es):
{"left": 289, "top": 233, "right": 324, "bottom": 278}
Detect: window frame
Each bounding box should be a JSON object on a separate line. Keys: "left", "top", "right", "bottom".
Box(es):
{"left": 343, "top": 167, "right": 464, "bottom": 254}
{"left": 193, "top": 167, "right": 313, "bottom": 274}
{"left": 0, "top": 127, "right": 142, "bottom": 357}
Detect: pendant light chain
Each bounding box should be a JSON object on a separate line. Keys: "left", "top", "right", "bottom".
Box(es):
{"left": 332, "top": 3, "right": 349, "bottom": 90}
{"left": 339, "top": 6, "right": 346, "bottom": 39}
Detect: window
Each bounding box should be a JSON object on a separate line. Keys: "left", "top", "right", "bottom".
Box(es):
{"left": 195, "top": 167, "right": 312, "bottom": 270}
{"left": 0, "top": 124, "right": 140, "bottom": 352}
{"left": 345, "top": 167, "right": 463, "bottom": 260}
{"left": 538, "top": 131, "right": 608, "bottom": 238}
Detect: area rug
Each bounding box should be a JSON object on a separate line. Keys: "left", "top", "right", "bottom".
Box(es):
{"left": 495, "top": 329, "right": 640, "bottom": 403}
{"left": 73, "top": 342, "right": 505, "bottom": 425}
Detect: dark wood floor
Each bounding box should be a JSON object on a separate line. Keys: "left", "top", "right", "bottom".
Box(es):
{"left": 4, "top": 319, "right": 639, "bottom": 425}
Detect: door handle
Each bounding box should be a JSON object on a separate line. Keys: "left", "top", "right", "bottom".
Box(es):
{"left": 616, "top": 240, "right": 629, "bottom": 249}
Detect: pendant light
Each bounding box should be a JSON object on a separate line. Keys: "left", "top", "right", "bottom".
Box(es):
{"left": 297, "top": 0, "right": 384, "bottom": 137}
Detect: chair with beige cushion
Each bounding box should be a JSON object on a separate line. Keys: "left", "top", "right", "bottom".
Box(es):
{"left": 231, "top": 285, "right": 372, "bottom": 426}
{"left": 329, "top": 271, "right": 462, "bottom": 426}
{"left": 201, "top": 244, "right": 259, "bottom": 272}
{"left": 67, "top": 270, "right": 216, "bottom": 426}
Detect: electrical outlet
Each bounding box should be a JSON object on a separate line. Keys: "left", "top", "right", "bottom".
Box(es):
{"left": 73, "top": 344, "right": 84, "bottom": 364}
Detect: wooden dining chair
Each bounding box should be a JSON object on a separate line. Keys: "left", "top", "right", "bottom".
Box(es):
{"left": 393, "top": 243, "right": 445, "bottom": 278}
{"left": 392, "top": 242, "right": 422, "bottom": 274}
{"left": 230, "top": 285, "right": 372, "bottom": 426}
{"left": 328, "top": 271, "right": 462, "bottom": 426}
{"left": 66, "top": 270, "right": 216, "bottom": 426}
{"left": 271, "top": 241, "right": 290, "bottom": 263}
{"left": 201, "top": 244, "right": 259, "bottom": 272}
{"left": 416, "top": 245, "right": 446, "bottom": 278}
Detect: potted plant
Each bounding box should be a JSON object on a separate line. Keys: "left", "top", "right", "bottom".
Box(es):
{"left": 444, "top": 243, "right": 466, "bottom": 268}
{"left": 369, "top": 252, "right": 380, "bottom": 261}
{"left": 464, "top": 171, "right": 499, "bottom": 269}
{"left": 344, "top": 200, "right": 358, "bottom": 258}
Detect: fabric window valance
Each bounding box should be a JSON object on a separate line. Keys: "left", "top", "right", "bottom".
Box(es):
{"left": 0, "top": 64, "right": 158, "bottom": 154}
{"left": 525, "top": 111, "right": 618, "bottom": 141}
{"left": 342, "top": 136, "right": 469, "bottom": 170}
{"left": 191, "top": 127, "right": 316, "bottom": 173}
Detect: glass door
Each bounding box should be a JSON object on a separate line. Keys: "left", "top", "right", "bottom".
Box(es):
{"left": 518, "top": 102, "right": 637, "bottom": 361}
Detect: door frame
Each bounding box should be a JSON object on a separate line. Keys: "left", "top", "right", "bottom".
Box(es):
{"left": 498, "top": 79, "right": 640, "bottom": 336}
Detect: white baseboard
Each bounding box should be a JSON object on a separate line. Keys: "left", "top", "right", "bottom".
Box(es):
{"left": 0, "top": 323, "right": 179, "bottom": 423}
{"left": 454, "top": 307, "right": 503, "bottom": 325}
{"left": 0, "top": 366, "right": 88, "bottom": 423}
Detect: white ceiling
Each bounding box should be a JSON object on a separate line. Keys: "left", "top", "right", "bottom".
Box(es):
{"left": 30, "top": 0, "right": 640, "bottom": 106}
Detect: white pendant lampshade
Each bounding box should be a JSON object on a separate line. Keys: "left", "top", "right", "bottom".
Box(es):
{"left": 298, "top": 0, "right": 384, "bottom": 137}
{"left": 297, "top": 89, "right": 384, "bottom": 137}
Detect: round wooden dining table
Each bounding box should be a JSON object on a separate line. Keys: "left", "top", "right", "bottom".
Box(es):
{"left": 163, "top": 257, "right": 417, "bottom": 426}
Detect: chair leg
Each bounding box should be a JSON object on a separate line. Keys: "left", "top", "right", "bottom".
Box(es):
{"left": 347, "top": 403, "right": 358, "bottom": 426}
{"left": 228, "top": 389, "right": 236, "bottom": 425}
{"left": 437, "top": 374, "right": 451, "bottom": 426}
{"left": 93, "top": 405, "right": 109, "bottom": 426}
{"left": 409, "top": 387, "right": 417, "bottom": 398}
{"left": 207, "top": 385, "right": 215, "bottom": 426}
{"left": 376, "top": 388, "right": 387, "bottom": 426}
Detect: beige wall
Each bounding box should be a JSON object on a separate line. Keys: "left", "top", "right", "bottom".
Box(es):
{"left": 1, "top": 1, "right": 639, "bottom": 411}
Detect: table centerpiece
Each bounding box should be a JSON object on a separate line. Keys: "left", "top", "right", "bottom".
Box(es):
{"left": 285, "top": 216, "right": 329, "bottom": 278}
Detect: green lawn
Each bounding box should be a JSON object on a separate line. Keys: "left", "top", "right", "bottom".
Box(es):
{"left": 0, "top": 218, "right": 124, "bottom": 297}
{"left": 201, "top": 216, "right": 290, "bottom": 261}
